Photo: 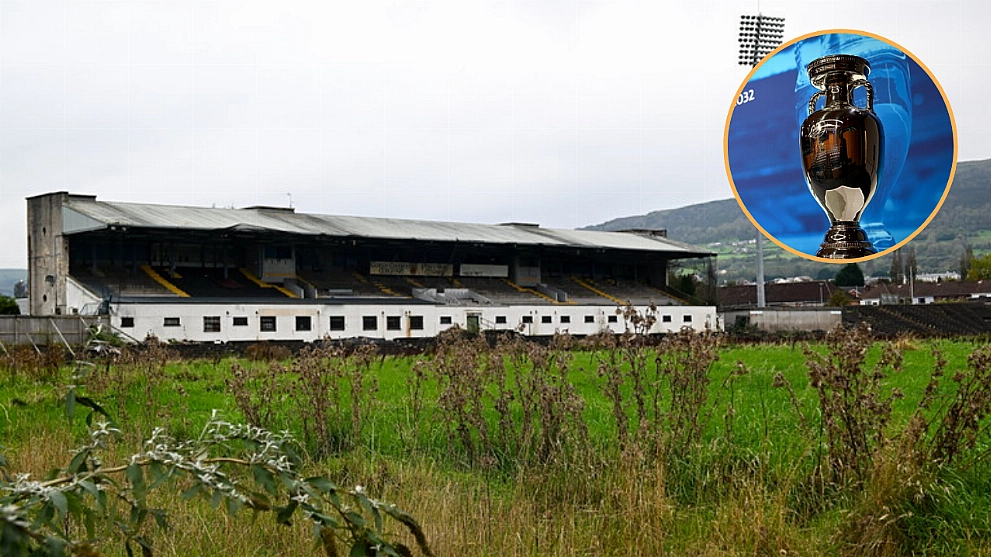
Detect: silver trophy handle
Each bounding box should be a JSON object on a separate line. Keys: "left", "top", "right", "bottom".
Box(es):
{"left": 808, "top": 91, "right": 825, "bottom": 115}
{"left": 808, "top": 79, "right": 874, "bottom": 114}
{"left": 850, "top": 79, "right": 874, "bottom": 111}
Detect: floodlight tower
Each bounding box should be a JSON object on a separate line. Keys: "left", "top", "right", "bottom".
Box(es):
{"left": 738, "top": 15, "right": 785, "bottom": 67}
{"left": 737, "top": 13, "right": 784, "bottom": 308}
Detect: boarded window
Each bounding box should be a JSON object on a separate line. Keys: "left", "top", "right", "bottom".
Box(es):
{"left": 203, "top": 316, "right": 221, "bottom": 333}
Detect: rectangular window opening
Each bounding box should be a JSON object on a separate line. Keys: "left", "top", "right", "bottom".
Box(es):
{"left": 203, "top": 316, "right": 221, "bottom": 333}
{"left": 296, "top": 316, "right": 312, "bottom": 331}
{"left": 260, "top": 316, "right": 277, "bottom": 332}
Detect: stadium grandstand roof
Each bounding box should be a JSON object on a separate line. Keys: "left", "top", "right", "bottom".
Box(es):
{"left": 50, "top": 193, "right": 713, "bottom": 257}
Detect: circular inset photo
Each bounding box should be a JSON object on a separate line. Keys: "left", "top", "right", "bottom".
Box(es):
{"left": 724, "top": 29, "right": 956, "bottom": 262}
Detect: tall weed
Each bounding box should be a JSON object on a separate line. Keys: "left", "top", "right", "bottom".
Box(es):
{"left": 427, "top": 331, "right": 589, "bottom": 471}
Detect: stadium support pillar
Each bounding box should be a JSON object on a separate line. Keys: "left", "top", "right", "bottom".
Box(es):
{"left": 27, "top": 192, "right": 70, "bottom": 316}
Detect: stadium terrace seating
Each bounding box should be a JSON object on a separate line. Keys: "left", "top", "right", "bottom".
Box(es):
{"left": 569, "top": 277, "right": 685, "bottom": 306}
{"left": 537, "top": 277, "right": 603, "bottom": 305}
{"left": 844, "top": 302, "right": 991, "bottom": 337}
{"left": 157, "top": 267, "right": 289, "bottom": 298}
{"left": 367, "top": 275, "right": 421, "bottom": 298}
{"left": 297, "top": 268, "right": 382, "bottom": 297}
{"left": 71, "top": 267, "right": 177, "bottom": 298}
{"left": 455, "top": 277, "right": 557, "bottom": 305}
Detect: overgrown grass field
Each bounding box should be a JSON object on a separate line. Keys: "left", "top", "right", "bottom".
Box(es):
{"left": 2, "top": 328, "right": 990, "bottom": 556}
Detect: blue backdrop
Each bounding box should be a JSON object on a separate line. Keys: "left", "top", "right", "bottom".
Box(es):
{"left": 727, "top": 32, "right": 954, "bottom": 258}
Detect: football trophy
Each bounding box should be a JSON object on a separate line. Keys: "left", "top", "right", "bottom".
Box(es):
{"left": 800, "top": 54, "right": 883, "bottom": 259}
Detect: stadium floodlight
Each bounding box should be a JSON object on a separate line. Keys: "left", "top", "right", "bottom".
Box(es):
{"left": 736, "top": 13, "right": 785, "bottom": 308}
{"left": 738, "top": 14, "right": 786, "bottom": 67}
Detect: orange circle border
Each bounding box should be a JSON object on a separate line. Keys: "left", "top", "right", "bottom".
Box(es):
{"left": 723, "top": 28, "right": 958, "bottom": 264}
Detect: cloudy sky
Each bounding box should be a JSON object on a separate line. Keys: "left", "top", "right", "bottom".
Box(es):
{"left": 1, "top": 0, "right": 988, "bottom": 268}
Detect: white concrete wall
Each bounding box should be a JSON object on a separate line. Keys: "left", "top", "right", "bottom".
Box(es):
{"left": 110, "top": 302, "right": 720, "bottom": 343}
{"left": 260, "top": 257, "right": 296, "bottom": 283}
{"left": 725, "top": 309, "right": 842, "bottom": 332}
{"left": 65, "top": 277, "right": 102, "bottom": 316}
{"left": 0, "top": 315, "right": 108, "bottom": 346}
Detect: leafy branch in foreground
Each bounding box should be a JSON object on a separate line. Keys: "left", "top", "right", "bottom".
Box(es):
{"left": 0, "top": 411, "right": 433, "bottom": 557}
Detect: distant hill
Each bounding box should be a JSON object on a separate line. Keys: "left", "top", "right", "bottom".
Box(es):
{"left": 0, "top": 269, "right": 27, "bottom": 297}
{"left": 588, "top": 158, "right": 991, "bottom": 283}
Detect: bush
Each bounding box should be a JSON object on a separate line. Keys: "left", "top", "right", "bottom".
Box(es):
{"left": 0, "top": 415, "right": 433, "bottom": 557}
{"left": 0, "top": 295, "right": 19, "bottom": 315}
{"left": 828, "top": 289, "right": 853, "bottom": 307}
{"left": 0, "top": 329, "right": 434, "bottom": 557}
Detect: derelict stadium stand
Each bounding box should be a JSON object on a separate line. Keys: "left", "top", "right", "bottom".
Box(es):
{"left": 610, "top": 278, "right": 685, "bottom": 306}
{"left": 366, "top": 275, "right": 422, "bottom": 298}
{"left": 455, "top": 277, "right": 555, "bottom": 305}
{"left": 540, "top": 277, "right": 608, "bottom": 305}
{"left": 298, "top": 268, "right": 387, "bottom": 298}
{"left": 566, "top": 277, "right": 685, "bottom": 306}
{"left": 159, "top": 267, "right": 289, "bottom": 298}
{"left": 844, "top": 302, "right": 991, "bottom": 337}
{"left": 897, "top": 303, "right": 991, "bottom": 336}
{"left": 71, "top": 266, "right": 177, "bottom": 298}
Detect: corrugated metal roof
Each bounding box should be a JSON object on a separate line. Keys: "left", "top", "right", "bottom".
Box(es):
{"left": 62, "top": 195, "right": 713, "bottom": 256}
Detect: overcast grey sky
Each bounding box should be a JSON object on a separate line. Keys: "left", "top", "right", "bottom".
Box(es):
{"left": 1, "top": 0, "right": 988, "bottom": 268}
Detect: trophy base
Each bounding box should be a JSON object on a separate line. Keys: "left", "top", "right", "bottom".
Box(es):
{"left": 816, "top": 222, "right": 878, "bottom": 259}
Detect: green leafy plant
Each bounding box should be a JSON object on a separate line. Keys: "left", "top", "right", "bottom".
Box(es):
{"left": 1, "top": 325, "right": 431, "bottom": 557}
{"left": 0, "top": 413, "right": 433, "bottom": 557}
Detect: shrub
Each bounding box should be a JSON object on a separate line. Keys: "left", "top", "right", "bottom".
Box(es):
{"left": 428, "top": 332, "right": 588, "bottom": 471}
{"left": 0, "top": 414, "right": 433, "bottom": 557}
{"left": 0, "top": 295, "right": 20, "bottom": 315}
